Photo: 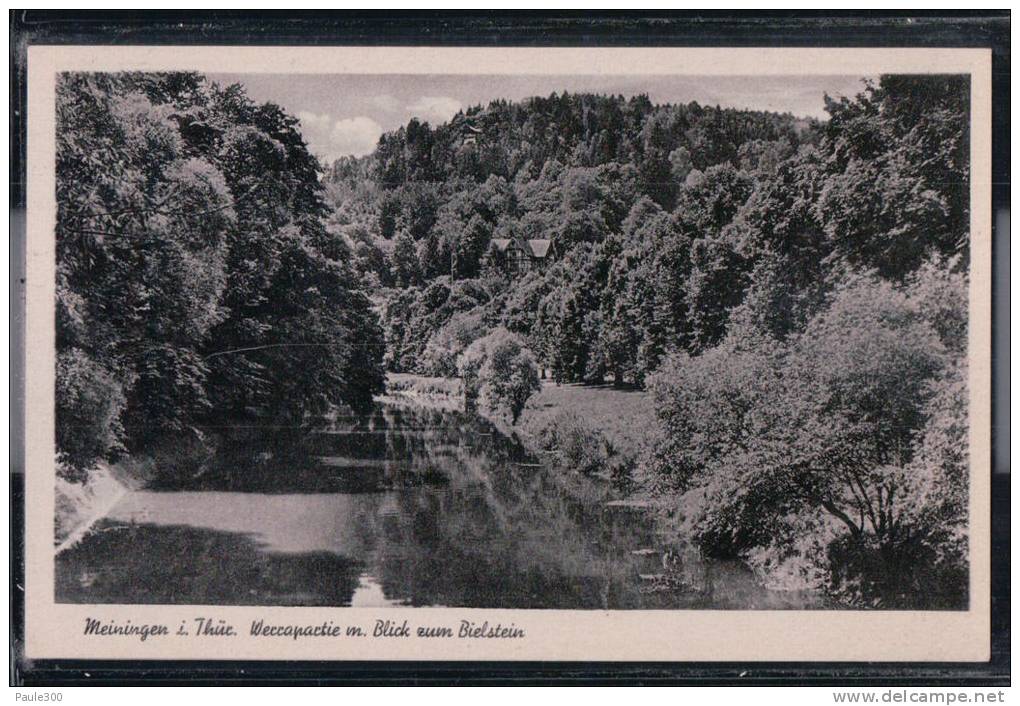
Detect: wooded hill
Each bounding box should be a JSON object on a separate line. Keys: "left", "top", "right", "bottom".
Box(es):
{"left": 322, "top": 79, "right": 967, "bottom": 387}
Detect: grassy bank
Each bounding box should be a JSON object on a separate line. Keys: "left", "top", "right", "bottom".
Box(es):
{"left": 384, "top": 373, "right": 658, "bottom": 495}
{"left": 514, "top": 381, "right": 659, "bottom": 497}
{"left": 517, "top": 381, "right": 656, "bottom": 462}
{"left": 384, "top": 374, "right": 655, "bottom": 456}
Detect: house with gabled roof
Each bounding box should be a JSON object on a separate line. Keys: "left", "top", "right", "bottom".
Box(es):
{"left": 490, "top": 235, "right": 552, "bottom": 273}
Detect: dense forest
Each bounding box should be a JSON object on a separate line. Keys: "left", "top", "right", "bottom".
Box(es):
{"left": 55, "top": 73, "right": 386, "bottom": 480}
{"left": 56, "top": 73, "right": 970, "bottom": 607}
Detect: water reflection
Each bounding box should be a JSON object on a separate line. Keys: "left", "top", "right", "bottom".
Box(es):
{"left": 351, "top": 573, "right": 403, "bottom": 608}
{"left": 56, "top": 523, "right": 363, "bottom": 606}
{"left": 55, "top": 402, "right": 822, "bottom": 609}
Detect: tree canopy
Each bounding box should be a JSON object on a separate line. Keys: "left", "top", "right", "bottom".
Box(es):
{"left": 56, "top": 72, "right": 385, "bottom": 476}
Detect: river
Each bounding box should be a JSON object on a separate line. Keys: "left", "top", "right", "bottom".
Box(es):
{"left": 55, "top": 401, "right": 821, "bottom": 609}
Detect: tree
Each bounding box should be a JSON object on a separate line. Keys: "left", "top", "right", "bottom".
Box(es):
{"left": 596, "top": 248, "right": 644, "bottom": 385}
{"left": 452, "top": 215, "right": 492, "bottom": 279}
{"left": 55, "top": 349, "right": 127, "bottom": 481}
{"left": 421, "top": 308, "right": 489, "bottom": 377}
{"left": 377, "top": 191, "right": 400, "bottom": 238}
{"left": 646, "top": 273, "right": 963, "bottom": 606}
{"left": 56, "top": 72, "right": 386, "bottom": 478}
{"left": 816, "top": 76, "right": 969, "bottom": 280}
{"left": 392, "top": 229, "right": 420, "bottom": 286}
{"left": 56, "top": 74, "right": 232, "bottom": 453}
{"left": 683, "top": 236, "right": 750, "bottom": 351}
{"left": 540, "top": 288, "right": 588, "bottom": 383}
{"left": 457, "top": 328, "right": 541, "bottom": 424}
{"left": 780, "top": 276, "right": 947, "bottom": 540}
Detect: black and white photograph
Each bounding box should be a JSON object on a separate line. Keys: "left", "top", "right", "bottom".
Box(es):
{"left": 16, "top": 38, "right": 998, "bottom": 670}
{"left": 50, "top": 67, "right": 974, "bottom": 613}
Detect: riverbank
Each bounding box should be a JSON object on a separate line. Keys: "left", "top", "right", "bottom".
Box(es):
{"left": 384, "top": 374, "right": 654, "bottom": 455}
{"left": 383, "top": 372, "right": 660, "bottom": 496}
{"left": 55, "top": 463, "right": 130, "bottom": 552}
{"left": 516, "top": 381, "right": 657, "bottom": 462}
{"left": 382, "top": 372, "right": 463, "bottom": 412}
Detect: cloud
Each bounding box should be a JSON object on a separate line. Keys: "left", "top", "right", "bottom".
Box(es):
{"left": 329, "top": 117, "right": 384, "bottom": 157}
{"left": 297, "top": 111, "right": 383, "bottom": 160}
{"left": 406, "top": 95, "right": 462, "bottom": 124}
{"left": 297, "top": 111, "right": 333, "bottom": 136}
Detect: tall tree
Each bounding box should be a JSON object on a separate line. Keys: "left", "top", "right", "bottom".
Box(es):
{"left": 56, "top": 72, "right": 386, "bottom": 476}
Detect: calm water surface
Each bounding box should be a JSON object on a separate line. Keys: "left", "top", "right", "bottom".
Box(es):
{"left": 56, "top": 402, "right": 820, "bottom": 609}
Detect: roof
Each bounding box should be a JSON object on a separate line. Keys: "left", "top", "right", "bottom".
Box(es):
{"left": 527, "top": 239, "right": 552, "bottom": 258}
{"left": 491, "top": 237, "right": 552, "bottom": 259}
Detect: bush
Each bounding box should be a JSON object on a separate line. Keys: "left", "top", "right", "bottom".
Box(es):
{"left": 457, "top": 328, "right": 540, "bottom": 424}
{"left": 56, "top": 348, "right": 127, "bottom": 482}
{"left": 536, "top": 410, "right": 637, "bottom": 487}
{"left": 421, "top": 308, "right": 489, "bottom": 377}
{"left": 644, "top": 273, "right": 967, "bottom": 607}
{"left": 825, "top": 530, "right": 967, "bottom": 609}
{"left": 386, "top": 373, "right": 462, "bottom": 400}
{"left": 141, "top": 431, "right": 218, "bottom": 488}
{"left": 537, "top": 412, "right": 611, "bottom": 477}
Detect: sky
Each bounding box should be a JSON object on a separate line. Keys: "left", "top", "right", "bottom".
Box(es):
{"left": 209, "top": 73, "right": 871, "bottom": 162}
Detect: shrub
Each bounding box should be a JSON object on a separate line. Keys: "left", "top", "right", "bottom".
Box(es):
{"left": 537, "top": 411, "right": 611, "bottom": 477}
{"left": 421, "top": 308, "right": 489, "bottom": 377}
{"left": 644, "top": 273, "right": 966, "bottom": 607}
{"left": 825, "top": 530, "right": 967, "bottom": 609}
{"left": 144, "top": 431, "right": 219, "bottom": 488}
{"left": 457, "top": 328, "right": 540, "bottom": 424}
{"left": 56, "top": 348, "right": 127, "bottom": 482}
{"left": 533, "top": 411, "right": 637, "bottom": 487}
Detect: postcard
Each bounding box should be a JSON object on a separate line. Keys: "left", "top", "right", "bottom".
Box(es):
{"left": 22, "top": 45, "right": 992, "bottom": 662}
